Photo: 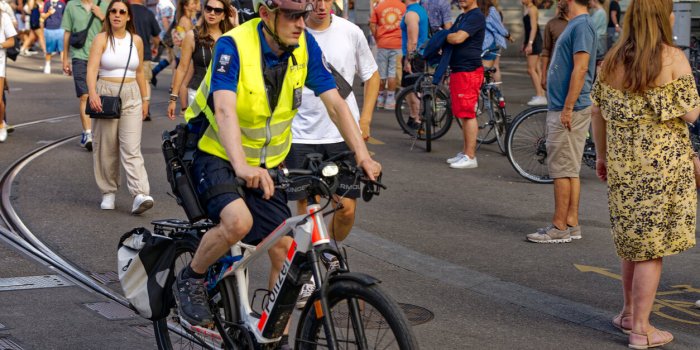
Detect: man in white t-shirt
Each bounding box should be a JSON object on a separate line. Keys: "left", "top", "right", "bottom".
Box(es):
{"left": 0, "top": 10, "right": 17, "bottom": 142}
{"left": 285, "top": 0, "right": 379, "bottom": 307}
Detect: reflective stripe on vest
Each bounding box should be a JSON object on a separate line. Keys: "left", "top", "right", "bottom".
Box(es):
{"left": 184, "top": 18, "right": 308, "bottom": 168}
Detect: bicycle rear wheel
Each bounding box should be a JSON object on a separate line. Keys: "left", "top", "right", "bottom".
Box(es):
{"left": 154, "top": 241, "right": 218, "bottom": 350}
{"left": 494, "top": 102, "right": 508, "bottom": 155}
{"left": 396, "top": 87, "right": 452, "bottom": 140}
{"left": 506, "top": 106, "right": 553, "bottom": 184}
{"left": 476, "top": 92, "right": 497, "bottom": 144}
{"left": 296, "top": 278, "right": 419, "bottom": 350}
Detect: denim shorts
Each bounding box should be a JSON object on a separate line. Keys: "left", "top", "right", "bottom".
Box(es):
{"left": 283, "top": 142, "right": 361, "bottom": 201}
{"left": 482, "top": 43, "right": 499, "bottom": 61}
{"left": 45, "top": 28, "right": 64, "bottom": 54}
{"left": 191, "top": 151, "right": 291, "bottom": 244}
{"left": 376, "top": 48, "right": 401, "bottom": 80}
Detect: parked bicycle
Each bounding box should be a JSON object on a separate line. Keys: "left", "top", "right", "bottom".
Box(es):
{"left": 506, "top": 106, "right": 700, "bottom": 184}
{"left": 154, "top": 129, "right": 418, "bottom": 350}
{"left": 475, "top": 61, "right": 508, "bottom": 155}
{"left": 394, "top": 71, "right": 452, "bottom": 152}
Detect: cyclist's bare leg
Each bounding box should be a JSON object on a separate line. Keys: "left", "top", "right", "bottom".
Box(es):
{"left": 462, "top": 117, "right": 478, "bottom": 159}
{"left": 189, "top": 199, "right": 252, "bottom": 274}
{"left": 268, "top": 236, "right": 294, "bottom": 289}
{"left": 566, "top": 177, "right": 581, "bottom": 227}
{"left": 551, "top": 178, "right": 571, "bottom": 230}
{"left": 329, "top": 196, "right": 356, "bottom": 241}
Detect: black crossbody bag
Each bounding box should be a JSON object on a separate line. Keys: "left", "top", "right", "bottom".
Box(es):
{"left": 86, "top": 34, "right": 133, "bottom": 119}
{"left": 69, "top": 0, "right": 101, "bottom": 49}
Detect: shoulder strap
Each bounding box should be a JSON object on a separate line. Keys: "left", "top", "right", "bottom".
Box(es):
{"left": 117, "top": 33, "right": 133, "bottom": 97}
{"left": 84, "top": 0, "right": 102, "bottom": 32}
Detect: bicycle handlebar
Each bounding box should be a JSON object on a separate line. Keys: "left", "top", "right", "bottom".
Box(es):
{"left": 234, "top": 151, "right": 386, "bottom": 202}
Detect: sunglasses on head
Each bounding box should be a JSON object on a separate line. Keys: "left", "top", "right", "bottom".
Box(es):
{"left": 109, "top": 8, "right": 127, "bottom": 15}
{"left": 204, "top": 5, "right": 225, "bottom": 14}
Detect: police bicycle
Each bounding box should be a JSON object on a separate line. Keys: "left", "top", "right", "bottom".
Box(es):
{"left": 154, "top": 128, "right": 419, "bottom": 349}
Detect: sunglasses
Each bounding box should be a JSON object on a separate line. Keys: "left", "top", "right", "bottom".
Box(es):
{"left": 109, "top": 8, "right": 127, "bottom": 15}
{"left": 204, "top": 5, "right": 225, "bottom": 14}
{"left": 280, "top": 9, "right": 310, "bottom": 21}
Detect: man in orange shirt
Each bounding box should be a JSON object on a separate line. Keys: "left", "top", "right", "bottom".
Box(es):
{"left": 370, "top": 0, "right": 405, "bottom": 110}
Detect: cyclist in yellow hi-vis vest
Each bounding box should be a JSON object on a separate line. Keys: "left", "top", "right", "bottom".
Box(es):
{"left": 172, "top": 0, "right": 382, "bottom": 327}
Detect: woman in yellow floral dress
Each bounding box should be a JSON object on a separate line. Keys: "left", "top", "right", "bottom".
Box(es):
{"left": 591, "top": 0, "right": 700, "bottom": 348}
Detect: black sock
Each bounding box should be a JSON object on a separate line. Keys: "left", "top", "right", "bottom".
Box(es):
{"left": 182, "top": 264, "right": 206, "bottom": 280}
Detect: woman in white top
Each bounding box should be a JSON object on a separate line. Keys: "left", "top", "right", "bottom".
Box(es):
{"left": 86, "top": 0, "right": 153, "bottom": 215}
{"left": 0, "top": 10, "right": 17, "bottom": 142}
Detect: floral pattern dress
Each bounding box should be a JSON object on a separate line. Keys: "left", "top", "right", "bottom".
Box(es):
{"left": 591, "top": 74, "right": 700, "bottom": 261}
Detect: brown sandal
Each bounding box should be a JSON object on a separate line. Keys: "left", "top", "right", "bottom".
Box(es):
{"left": 628, "top": 329, "right": 674, "bottom": 349}
{"left": 612, "top": 313, "right": 632, "bottom": 334}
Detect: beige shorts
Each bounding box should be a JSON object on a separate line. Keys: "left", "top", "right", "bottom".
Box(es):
{"left": 546, "top": 106, "right": 592, "bottom": 178}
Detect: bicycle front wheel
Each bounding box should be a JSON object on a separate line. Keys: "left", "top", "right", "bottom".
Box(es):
{"left": 506, "top": 106, "right": 553, "bottom": 184}
{"left": 296, "top": 279, "right": 419, "bottom": 350}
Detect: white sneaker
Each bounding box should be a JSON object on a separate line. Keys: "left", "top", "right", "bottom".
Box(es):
{"left": 43, "top": 63, "right": 51, "bottom": 74}
{"left": 296, "top": 278, "right": 316, "bottom": 309}
{"left": 131, "top": 194, "right": 154, "bottom": 215}
{"left": 101, "top": 193, "right": 116, "bottom": 210}
{"left": 449, "top": 155, "right": 478, "bottom": 169}
{"left": 0, "top": 125, "right": 7, "bottom": 143}
{"left": 446, "top": 152, "right": 465, "bottom": 164}
{"left": 527, "top": 96, "right": 548, "bottom": 106}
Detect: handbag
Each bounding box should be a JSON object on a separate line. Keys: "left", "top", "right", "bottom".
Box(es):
{"left": 69, "top": 0, "right": 101, "bottom": 49}
{"left": 86, "top": 34, "right": 133, "bottom": 119}
{"left": 6, "top": 37, "right": 19, "bottom": 61}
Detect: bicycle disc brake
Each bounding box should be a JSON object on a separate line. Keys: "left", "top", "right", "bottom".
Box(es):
{"left": 228, "top": 324, "right": 257, "bottom": 350}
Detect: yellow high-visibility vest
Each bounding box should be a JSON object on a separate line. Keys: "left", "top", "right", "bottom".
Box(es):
{"left": 184, "top": 18, "right": 308, "bottom": 168}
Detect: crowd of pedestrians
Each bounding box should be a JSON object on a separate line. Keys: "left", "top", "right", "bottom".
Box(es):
{"left": 0, "top": 0, "right": 699, "bottom": 348}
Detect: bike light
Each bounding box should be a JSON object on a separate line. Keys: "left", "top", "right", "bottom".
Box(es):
{"left": 321, "top": 163, "right": 339, "bottom": 177}
{"left": 498, "top": 99, "right": 506, "bottom": 108}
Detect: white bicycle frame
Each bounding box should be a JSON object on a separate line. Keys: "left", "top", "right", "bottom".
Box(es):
{"left": 220, "top": 203, "right": 332, "bottom": 345}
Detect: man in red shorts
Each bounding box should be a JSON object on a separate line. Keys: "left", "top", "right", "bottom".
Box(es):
{"left": 445, "top": 0, "right": 485, "bottom": 169}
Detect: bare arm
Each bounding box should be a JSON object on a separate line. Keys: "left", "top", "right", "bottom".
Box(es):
{"left": 62, "top": 30, "right": 71, "bottom": 74}
{"left": 320, "top": 89, "right": 381, "bottom": 180}
{"left": 405, "top": 12, "right": 419, "bottom": 53}
{"left": 168, "top": 31, "right": 194, "bottom": 119}
{"left": 359, "top": 71, "right": 380, "bottom": 139}
{"left": 134, "top": 36, "right": 149, "bottom": 119}
{"left": 563, "top": 52, "right": 590, "bottom": 111}
{"left": 446, "top": 30, "right": 469, "bottom": 45}
{"left": 369, "top": 22, "right": 377, "bottom": 38}
{"left": 528, "top": 6, "right": 538, "bottom": 44}
{"left": 86, "top": 33, "right": 106, "bottom": 111}
{"left": 1, "top": 37, "right": 14, "bottom": 49}
{"left": 671, "top": 48, "right": 700, "bottom": 123}
{"left": 591, "top": 104, "right": 607, "bottom": 181}
{"left": 610, "top": 10, "right": 619, "bottom": 28}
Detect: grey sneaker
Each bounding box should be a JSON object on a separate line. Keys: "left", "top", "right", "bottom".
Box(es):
{"left": 172, "top": 269, "right": 213, "bottom": 326}
{"left": 569, "top": 225, "right": 582, "bottom": 240}
{"left": 526, "top": 224, "right": 571, "bottom": 243}
{"left": 296, "top": 278, "right": 316, "bottom": 309}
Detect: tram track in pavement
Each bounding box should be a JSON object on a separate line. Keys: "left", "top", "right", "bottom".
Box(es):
{"left": 0, "top": 108, "right": 196, "bottom": 346}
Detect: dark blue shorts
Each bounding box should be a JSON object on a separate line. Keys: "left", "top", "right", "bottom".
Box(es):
{"left": 283, "top": 142, "right": 360, "bottom": 201}
{"left": 72, "top": 59, "right": 88, "bottom": 97}
{"left": 191, "top": 151, "right": 291, "bottom": 245}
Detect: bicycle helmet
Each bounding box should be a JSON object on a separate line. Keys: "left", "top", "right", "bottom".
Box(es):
{"left": 253, "top": 0, "right": 313, "bottom": 14}
{"left": 253, "top": 0, "right": 313, "bottom": 52}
